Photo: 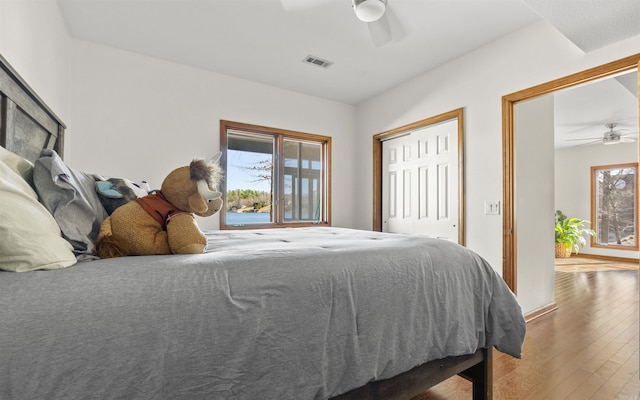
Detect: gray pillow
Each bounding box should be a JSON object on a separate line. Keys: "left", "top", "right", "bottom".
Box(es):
{"left": 33, "top": 149, "right": 108, "bottom": 259}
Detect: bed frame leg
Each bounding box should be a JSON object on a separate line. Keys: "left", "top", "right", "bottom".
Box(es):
{"left": 459, "top": 347, "right": 493, "bottom": 400}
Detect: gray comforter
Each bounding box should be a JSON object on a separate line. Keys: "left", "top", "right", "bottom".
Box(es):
{"left": 1, "top": 227, "right": 525, "bottom": 400}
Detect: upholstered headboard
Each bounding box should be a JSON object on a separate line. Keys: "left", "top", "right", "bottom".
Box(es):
{"left": 0, "top": 53, "right": 65, "bottom": 163}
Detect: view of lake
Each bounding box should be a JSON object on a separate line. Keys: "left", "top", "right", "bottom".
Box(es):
{"left": 226, "top": 212, "right": 271, "bottom": 225}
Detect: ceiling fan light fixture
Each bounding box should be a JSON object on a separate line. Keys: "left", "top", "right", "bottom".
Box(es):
{"left": 353, "top": 0, "right": 386, "bottom": 22}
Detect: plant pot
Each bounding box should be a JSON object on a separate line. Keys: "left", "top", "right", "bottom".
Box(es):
{"left": 555, "top": 243, "right": 572, "bottom": 258}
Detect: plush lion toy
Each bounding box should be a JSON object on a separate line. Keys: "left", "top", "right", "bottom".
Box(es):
{"left": 94, "top": 159, "right": 223, "bottom": 258}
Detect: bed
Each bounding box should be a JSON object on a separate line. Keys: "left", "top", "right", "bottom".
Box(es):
{"left": 0, "top": 53, "right": 525, "bottom": 400}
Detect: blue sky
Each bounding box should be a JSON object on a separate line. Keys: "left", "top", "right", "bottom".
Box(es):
{"left": 226, "top": 150, "right": 272, "bottom": 192}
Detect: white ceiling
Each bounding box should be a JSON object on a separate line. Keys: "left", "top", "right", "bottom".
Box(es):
{"left": 553, "top": 70, "right": 638, "bottom": 149}
{"left": 57, "top": 0, "right": 640, "bottom": 147}
{"left": 54, "top": 0, "right": 547, "bottom": 105}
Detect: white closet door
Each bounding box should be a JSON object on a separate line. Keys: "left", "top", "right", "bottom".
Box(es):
{"left": 382, "top": 119, "right": 459, "bottom": 242}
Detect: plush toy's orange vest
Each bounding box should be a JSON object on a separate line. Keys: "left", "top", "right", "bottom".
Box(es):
{"left": 136, "top": 191, "right": 191, "bottom": 230}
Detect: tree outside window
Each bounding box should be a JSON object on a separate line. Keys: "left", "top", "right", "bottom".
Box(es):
{"left": 591, "top": 163, "right": 638, "bottom": 250}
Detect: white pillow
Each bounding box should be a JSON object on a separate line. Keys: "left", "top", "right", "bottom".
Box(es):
{"left": 0, "top": 160, "right": 77, "bottom": 272}
{"left": 0, "top": 145, "right": 34, "bottom": 185}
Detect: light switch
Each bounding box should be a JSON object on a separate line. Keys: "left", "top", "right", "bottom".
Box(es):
{"left": 485, "top": 201, "right": 500, "bottom": 215}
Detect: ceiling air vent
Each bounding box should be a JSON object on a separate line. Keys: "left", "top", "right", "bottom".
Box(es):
{"left": 303, "top": 55, "right": 334, "bottom": 69}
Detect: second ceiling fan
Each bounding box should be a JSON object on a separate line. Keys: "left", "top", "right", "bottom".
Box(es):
{"left": 566, "top": 123, "right": 637, "bottom": 146}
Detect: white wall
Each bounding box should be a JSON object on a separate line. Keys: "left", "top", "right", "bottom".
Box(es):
{"left": 66, "top": 40, "right": 357, "bottom": 230}
{"left": 515, "top": 95, "right": 556, "bottom": 314}
{"left": 0, "top": 0, "right": 71, "bottom": 127}
{"left": 555, "top": 142, "right": 638, "bottom": 259}
{"left": 0, "top": 2, "right": 357, "bottom": 231}
{"left": 356, "top": 21, "right": 640, "bottom": 266}
{"left": 355, "top": 21, "right": 639, "bottom": 313}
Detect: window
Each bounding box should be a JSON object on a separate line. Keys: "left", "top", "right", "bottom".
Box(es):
{"left": 220, "top": 120, "right": 331, "bottom": 229}
{"left": 591, "top": 163, "right": 638, "bottom": 250}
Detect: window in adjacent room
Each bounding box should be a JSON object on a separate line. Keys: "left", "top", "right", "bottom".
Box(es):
{"left": 220, "top": 120, "right": 331, "bottom": 229}
{"left": 591, "top": 162, "right": 638, "bottom": 250}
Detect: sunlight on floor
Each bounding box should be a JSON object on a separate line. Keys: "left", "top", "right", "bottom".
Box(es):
{"left": 555, "top": 257, "right": 639, "bottom": 272}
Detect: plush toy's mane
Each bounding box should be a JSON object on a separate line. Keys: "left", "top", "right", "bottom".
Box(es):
{"left": 190, "top": 159, "right": 222, "bottom": 187}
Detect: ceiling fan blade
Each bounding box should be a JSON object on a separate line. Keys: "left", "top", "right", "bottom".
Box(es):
{"left": 564, "top": 124, "right": 602, "bottom": 134}
{"left": 576, "top": 139, "right": 602, "bottom": 147}
{"left": 565, "top": 137, "right": 602, "bottom": 141}
{"left": 368, "top": 15, "right": 392, "bottom": 47}
{"left": 367, "top": 6, "right": 405, "bottom": 47}
{"left": 280, "top": 0, "right": 329, "bottom": 12}
{"left": 620, "top": 137, "right": 636, "bottom": 143}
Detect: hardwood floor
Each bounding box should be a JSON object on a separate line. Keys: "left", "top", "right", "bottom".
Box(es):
{"left": 555, "top": 257, "right": 639, "bottom": 273}
{"left": 411, "top": 258, "right": 639, "bottom": 400}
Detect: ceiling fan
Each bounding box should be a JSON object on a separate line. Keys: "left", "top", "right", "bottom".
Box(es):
{"left": 280, "top": 0, "right": 404, "bottom": 47}
{"left": 566, "top": 123, "right": 637, "bottom": 146}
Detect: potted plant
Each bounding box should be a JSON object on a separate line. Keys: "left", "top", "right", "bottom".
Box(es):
{"left": 554, "top": 210, "right": 596, "bottom": 258}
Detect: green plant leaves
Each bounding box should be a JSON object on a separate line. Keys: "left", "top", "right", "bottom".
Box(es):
{"left": 555, "top": 210, "right": 596, "bottom": 254}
